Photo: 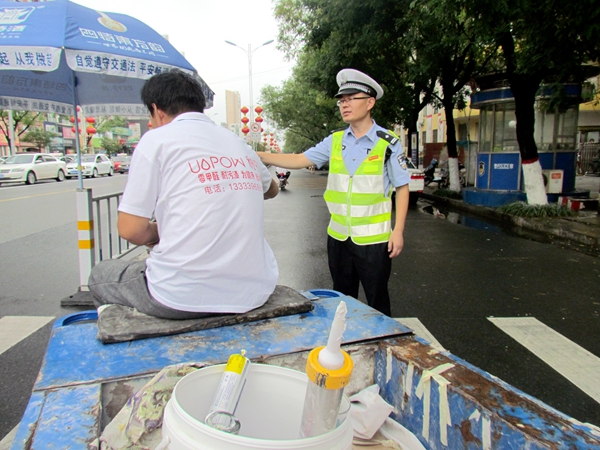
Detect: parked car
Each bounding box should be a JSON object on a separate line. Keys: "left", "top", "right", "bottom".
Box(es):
{"left": 0, "top": 153, "right": 66, "bottom": 185}
{"left": 390, "top": 158, "right": 425, "bottom": 206}
{"left": 111, "top": 155, "right": 131, "bottom": 173}
{"left": 65, "top": 154, "right": 114, "bottom": 178}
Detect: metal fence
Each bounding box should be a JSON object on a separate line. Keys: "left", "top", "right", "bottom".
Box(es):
{"left": 76, "top": 188, "right": 139, "bottom": 290}
{"left": 91, "top": 191, "right": 137, "bottom": 262}
{"left": 579, "top": 142, "right": 600, "bottom": 174}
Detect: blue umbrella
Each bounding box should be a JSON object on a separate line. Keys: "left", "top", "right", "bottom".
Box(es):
{"left": 0, "top": 0, "right": 213, "bottom": 185}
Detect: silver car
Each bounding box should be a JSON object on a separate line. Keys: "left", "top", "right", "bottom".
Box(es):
{"left": 65, "top": 154, "right": 114, "bottom": 178}
{"left": 0, "top": 154, "right": 66, "bottom": 185}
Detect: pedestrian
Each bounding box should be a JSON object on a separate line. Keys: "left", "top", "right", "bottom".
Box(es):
{"left": 88, "top": 69, "right": 279, "bottom": 319}
{"left": 257, "top": 68, "right": 410, "bottom": 316}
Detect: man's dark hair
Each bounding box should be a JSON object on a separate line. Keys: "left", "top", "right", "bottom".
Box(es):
{"left": 141, "top": 69, "right": 206, "bottom": 116}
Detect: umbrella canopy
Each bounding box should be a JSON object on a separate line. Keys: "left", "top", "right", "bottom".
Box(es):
{"left": 0, "top": 0, "right": 213, "bottom": 117}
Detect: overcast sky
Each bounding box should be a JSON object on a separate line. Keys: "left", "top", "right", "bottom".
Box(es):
{"left": 71, "top": 0, "right": 295, "bottom": 128}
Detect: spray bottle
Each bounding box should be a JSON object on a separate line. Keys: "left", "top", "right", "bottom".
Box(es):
{"left": 300, "top": 301, "right": 354, "bottom": 438}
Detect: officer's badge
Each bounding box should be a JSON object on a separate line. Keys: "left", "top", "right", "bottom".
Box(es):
{"left": 397, "top": 153, "right": 407, "bottom": 170}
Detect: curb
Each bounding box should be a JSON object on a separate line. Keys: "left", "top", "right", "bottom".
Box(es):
{"left": 419, "top": 192, "right": 600, "bottom": 257}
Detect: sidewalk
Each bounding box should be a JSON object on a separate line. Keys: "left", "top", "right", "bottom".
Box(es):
{"left": 420, "top": 175, "right": 600, "bottom": 257}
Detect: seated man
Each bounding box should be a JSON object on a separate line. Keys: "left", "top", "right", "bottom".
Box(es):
{"left": 88, "top": 69, "right": 279, "bottom": 319}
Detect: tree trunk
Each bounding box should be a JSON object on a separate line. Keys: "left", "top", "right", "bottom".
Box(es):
{"left": 442, "top": 96, "right": 461, "bottom": 192}
{"left": 510, "top": 74, "right": 547, "bottom": 205}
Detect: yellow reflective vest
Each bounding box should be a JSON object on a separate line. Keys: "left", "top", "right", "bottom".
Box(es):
{"left": 323, "top": 130, "right": 395, "bottom": 245}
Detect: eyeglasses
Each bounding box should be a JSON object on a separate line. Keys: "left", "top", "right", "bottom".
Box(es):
{"left": 336, "top": 96, "right": 371, "bottom": 106}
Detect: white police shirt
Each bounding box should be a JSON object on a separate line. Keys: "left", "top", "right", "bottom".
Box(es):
{"left": 303, "top": 121, "right": 410, "bottom": 194}
{"left": 118, "top": 112, "right": 278, "bottom": 313}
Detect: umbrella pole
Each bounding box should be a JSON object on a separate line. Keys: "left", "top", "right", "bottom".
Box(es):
{"left": 72, "top": 72, "right": 84, "bottom": 190}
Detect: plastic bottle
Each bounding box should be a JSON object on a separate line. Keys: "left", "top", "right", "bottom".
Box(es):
{"left": 300, "top": 301, "right": 354, "bottom": 438}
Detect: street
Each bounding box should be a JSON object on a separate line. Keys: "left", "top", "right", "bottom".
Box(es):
{"left": 1, "top": 169, "right": 599, "bottom": 445}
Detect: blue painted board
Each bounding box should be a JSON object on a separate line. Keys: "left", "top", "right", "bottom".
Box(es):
{"left": 35, "top": 296, "right": 410, "bottom": 390}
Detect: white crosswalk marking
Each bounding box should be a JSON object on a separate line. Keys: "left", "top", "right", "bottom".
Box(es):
{"left": 489, "top": 317, "right": 600, "bottom": 403}
{"left": 394, "top": 317, "right": 445, "bottom": 351}
{"left": 0, "top": 316, "right": 54, "bottom": 356}
{"left": 0, "top": 425, "right": 18, "bottom": 450}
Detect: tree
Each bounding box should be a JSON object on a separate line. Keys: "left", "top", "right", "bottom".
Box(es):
{"left": 467, "top": 0, "right": 600, "bottom": 204}
{"left": 402, "top": 0, "right": 499, "bottom": 191}
{"left": 273, "top": 0, "right": 440, "bottom": 160}
{"left": 0, "top": 110, "right": 41, "bottom": 153}
{"left": 22, "top": 128, "right": 58, "bottom": 151}
{"left": 100, "top": 136, "right": 122, "bottom": 155}
{"left": 96, "top": 116, "right": 127, "bottom": 134}
{"left": 260, "top": 52, "right": 344, "bottom": 153}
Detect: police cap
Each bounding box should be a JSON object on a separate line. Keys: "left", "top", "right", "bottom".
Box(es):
{"left": 335, "top": 68, "right": 383, "bottom": 100}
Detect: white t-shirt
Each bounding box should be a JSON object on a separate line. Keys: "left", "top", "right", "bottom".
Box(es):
{"left": 118, "top": 112, "right": 278, "bottom": 313}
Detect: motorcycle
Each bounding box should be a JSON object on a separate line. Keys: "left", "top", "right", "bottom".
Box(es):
{"left": 276, "top": 170, "right": 290, "bottom": 190}
{"left": 425, "top": 159, "right": 466, "bottom": 189}
{"left": 423, "top": 158, "right": 439, "bottom": 186}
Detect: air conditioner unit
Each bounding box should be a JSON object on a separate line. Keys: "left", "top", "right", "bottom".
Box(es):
{"left": 542, "top": 170, "right": 563, "bottom": 193}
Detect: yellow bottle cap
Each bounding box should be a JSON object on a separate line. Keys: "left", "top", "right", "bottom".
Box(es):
{"left": 305, "top": 346, "right": 354, "bottom": 390}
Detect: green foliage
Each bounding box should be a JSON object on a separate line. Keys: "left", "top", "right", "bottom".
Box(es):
{"left": 497, "top": 202, "right": 575, "bottom": 218}
{"left": 96, "top": 116, "right": 127, "bottom": 134}
{"left": 100, "top": 136, "right": 122, "bottom": 154}
{"left": 433, "top": 188, "right": 463, "bottom": 200}
{"left": 260, "top": 51, "right": 345, "bottom": 153}
{"left": 0, "top": 110, "right": 42, "bottom": 148}
{"left": 22, "top": 128, "right": 58, "bottom": 150}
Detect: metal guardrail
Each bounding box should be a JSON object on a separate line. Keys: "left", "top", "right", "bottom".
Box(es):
{"left": 91, "top": 191, "right": 138, "bottom": 262}
{"left": 76, "top": 188, "right": 140, "bottom": 291}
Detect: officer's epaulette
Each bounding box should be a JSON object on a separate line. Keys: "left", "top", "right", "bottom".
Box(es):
{"left": 376, "top": 130, "right": 399, "bottom": 146}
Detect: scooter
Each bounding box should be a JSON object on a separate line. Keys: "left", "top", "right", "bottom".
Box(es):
{"left": 277, "top": 171, "right": 290, "bottom": 190}
{"left": 423, "top": 159, "right": 438, "bottom": 186}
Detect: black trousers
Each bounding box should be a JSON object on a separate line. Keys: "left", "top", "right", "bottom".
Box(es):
{"left": 327, "top": 236, "right": 392, "bottom": 316}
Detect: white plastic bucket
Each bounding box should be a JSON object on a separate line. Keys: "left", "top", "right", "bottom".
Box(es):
{"left": 160, "top": 363, "right": 353, "bottom": 450}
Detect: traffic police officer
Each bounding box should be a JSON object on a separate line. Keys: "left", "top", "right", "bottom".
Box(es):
{"left": 257, "top": 68, "right": 410, "bottom": 316}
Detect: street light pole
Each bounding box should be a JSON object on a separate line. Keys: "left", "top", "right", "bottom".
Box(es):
{"left": 225, "top": 39, "right": 274, "bottom": 122}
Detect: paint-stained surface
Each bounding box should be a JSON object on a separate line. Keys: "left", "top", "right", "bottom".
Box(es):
{"left": 375, "top": 337, "right": 600, "bottom": 450}
{"left": 35, "top": 296, "right": 409, "bottom": 391}
{"left": 13, "top": 295, "right": 600, "bottom": 450}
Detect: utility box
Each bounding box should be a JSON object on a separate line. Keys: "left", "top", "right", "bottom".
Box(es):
{"left": 543, "top": 170, "right": 564, "bottom": 193}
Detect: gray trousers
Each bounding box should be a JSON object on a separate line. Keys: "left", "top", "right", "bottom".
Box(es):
{"left": 88, "top": 259, "right": 214, "bottom": 320}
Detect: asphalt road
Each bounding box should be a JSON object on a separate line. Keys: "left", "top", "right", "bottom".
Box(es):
{"left": 0, "top": 168, "right": 599, "bottom": 444}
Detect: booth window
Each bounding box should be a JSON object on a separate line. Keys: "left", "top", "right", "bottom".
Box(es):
{"left": 534, "top": 104, "right": 578, "bottom": 151}
{"left": 480, "top": 102, "right": 517, "bottom": 152}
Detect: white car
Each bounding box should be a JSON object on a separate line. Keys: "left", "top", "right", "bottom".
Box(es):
{"left": 0, "top": 153, "right": 66, "bottom": 185}
{"left": 405, "top": 159, "right": 425, "bottom": 204}
{"left": 66, "top": 154, "right": 114, "bottom": 178}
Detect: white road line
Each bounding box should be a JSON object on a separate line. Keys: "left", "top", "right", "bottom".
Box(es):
{"left": 0, "top": 424, "right": 18, "bottom": 450}
{"left": 395, "top": 318, "right": 445, "bottom": 351}
{"left": 489, "top": 317, "right": 600, "bottom": 404}
{"left": 0, "top": 316, "right": 54, "bottom": 356}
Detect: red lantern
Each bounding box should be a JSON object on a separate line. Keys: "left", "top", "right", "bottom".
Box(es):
{"left": 86, "top": 117, "right": 96, "bottom": 124}
{"left": 148, "top": 122, "right": 153, "bottom": 128}
{"left": 86, "top": 126, "right": 96, "bottom": 135}
{"left": 241, "top": 117, "right": 249, "bottom": 124}
{"left": 241, "top": 126, "right": 250, "bottom": 135}
{"left": 261, "top": 128, "right": 264, "bottom": 132}
{"left": 255, "top": 106, "right": 263, "bottom": 114}
{"left": 255, "top": 117, "right": 263, "bottom": 123}
{"left": 71, "top": 126, "right": 75, "bottom": 132}
{"left": 241, "top": 106, "right": 249, "bottom": 114}
{"left": 270, "top": 132, "right": 274, "bottom": 136}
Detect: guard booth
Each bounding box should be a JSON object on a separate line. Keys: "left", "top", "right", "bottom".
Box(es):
{"left": 468, "top": 75, "right": 582, "bottom": 205}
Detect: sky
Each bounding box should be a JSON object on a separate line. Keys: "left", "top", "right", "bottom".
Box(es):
{"left": 71, "top": 0, "right": 295, "bottom": 128}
